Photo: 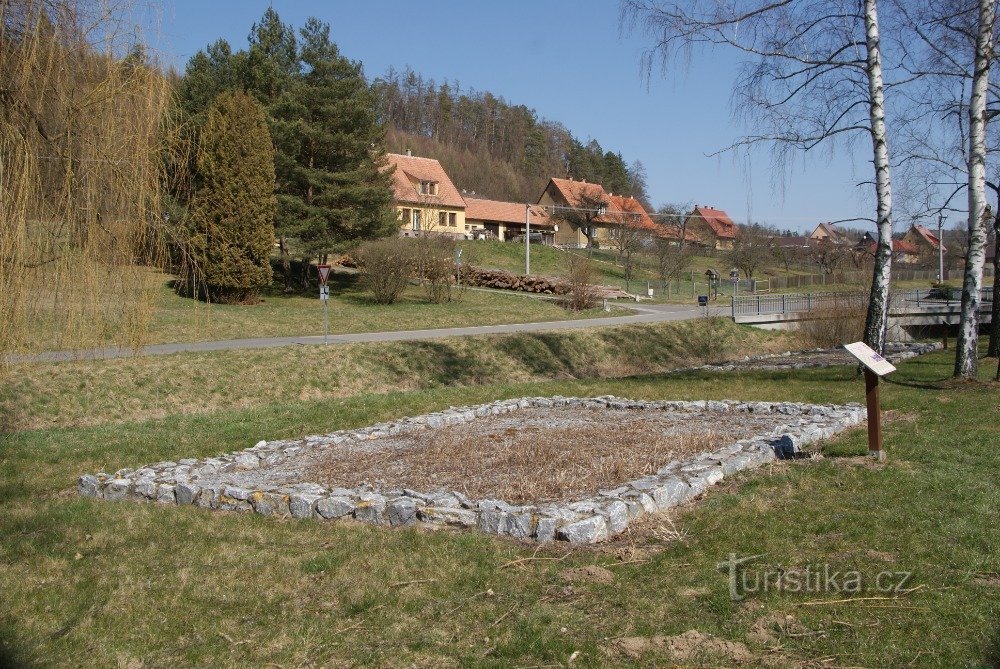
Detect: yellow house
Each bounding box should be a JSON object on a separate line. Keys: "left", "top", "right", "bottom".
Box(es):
{"left": 537, "top": 177, "right": 659, "bottom": 248}
{"left": 464, "top": 197, "right": 554, "bottom": 243}
{"left": 385, "top": 152, "right": 469, "bottom": 238}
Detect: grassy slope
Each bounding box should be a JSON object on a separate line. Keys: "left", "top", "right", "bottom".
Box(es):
{"left": 1, "top": 346, "right": 998, "bottom": 667}
{"left": 4, "top": 320, "right": 789, "bottom": 430}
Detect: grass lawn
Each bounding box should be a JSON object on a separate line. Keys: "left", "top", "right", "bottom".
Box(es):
{"left": 1, "top": 343, "right": 998, "bottom": 667}
{"left": 23, "top": 270, "right": 630, "bottom": 351}
{"left": 3, "top": 320, "right": 791, "bottom": 430}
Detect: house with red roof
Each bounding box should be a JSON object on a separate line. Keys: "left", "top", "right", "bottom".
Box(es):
{"left": 537, "top": 177, "right": 693, "bottom": 248}
{"left": 684, "top": 205, "right": 739, "bottom": 250}
{"left": 384, "top": 152, "right": 469, "bottom": 239}
{"left": 464, "top": 197, "right": 554, "bottom": 243}
{"left": 901, "top": 224, "right": 946, "bottom": 260}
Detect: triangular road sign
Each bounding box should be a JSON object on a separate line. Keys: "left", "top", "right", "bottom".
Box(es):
{"left": 317, "top": 264, "right": 331, "bottom": 285}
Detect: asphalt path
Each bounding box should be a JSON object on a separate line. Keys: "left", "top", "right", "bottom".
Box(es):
{"left": 11, "top": 302, "right": 728, "bottom": 363}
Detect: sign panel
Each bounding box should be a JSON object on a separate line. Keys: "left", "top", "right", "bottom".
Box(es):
{"left": 317, "top": 264, "right": 331, "bottom": 285}
{"left": 697, "top": 295, "right": 708, "bottom": 306}
{"left": 319, "top": 285, "right": 329, "bottom": 301}
{"left": 844, "top": 341, "right": 896, "bottom": 376}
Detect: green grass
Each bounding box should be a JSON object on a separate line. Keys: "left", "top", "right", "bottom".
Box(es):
{"left": 3, "top": 319, "right": 791, "bottom": 430}
{"left": 24, "top": 270, "right": 630, "bottom": 351}
{"left": 1, "top": 345, "right": 998, "bottom": 667}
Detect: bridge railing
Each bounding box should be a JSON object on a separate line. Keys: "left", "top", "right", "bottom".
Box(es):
{"left": 732, "top": 287, "right": 993, "bottom": 319}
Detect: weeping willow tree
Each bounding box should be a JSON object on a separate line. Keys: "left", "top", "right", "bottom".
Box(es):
{"left": 1, "top": 0, "right": 178, "bottom": 366}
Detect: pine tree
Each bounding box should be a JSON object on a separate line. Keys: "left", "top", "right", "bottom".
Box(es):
{"left": 269, "top": 17, "right": 395, "bottom": 260}
{"left": 189, "top": 91, "right": 276, "bottom": 304}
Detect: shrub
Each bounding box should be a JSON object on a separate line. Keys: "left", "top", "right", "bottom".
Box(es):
{"left": 564, "top": 255, "right": 598, "bottom": 311}
{"left": 799, "top": 291, "right": 869, "bottom": 347}
{"left": 412, "top": 236, "right": 459, "bottom": 303}
{"left": 356, "top": 237, "right": 412, "bottom": 304}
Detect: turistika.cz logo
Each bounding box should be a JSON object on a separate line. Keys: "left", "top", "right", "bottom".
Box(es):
{"left": 717, "top": 553, "right": 913, "bottom": 601}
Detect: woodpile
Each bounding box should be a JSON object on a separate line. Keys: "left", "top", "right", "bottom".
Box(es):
{"left": 458, "top": 266, "right": 571, "bottom": 295}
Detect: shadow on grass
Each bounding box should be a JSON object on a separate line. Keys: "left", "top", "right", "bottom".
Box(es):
{"left": 0, "top": 627, "right": 28, "bottom": 669}
{"left": 985, "top": 626, "right": 1000, "bottom": 668}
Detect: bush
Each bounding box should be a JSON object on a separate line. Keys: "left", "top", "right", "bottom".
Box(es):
{"left": 564, "top": 255, "right": 598, "bottom": 311}
{"left": 356, "top": 237, "right": 412, "bottom": 304}
{"left": 412, "top": 236, "right": 459, "bottom": 304}
{"left": 799, "top": 292, "right": 869, "bottom": 347}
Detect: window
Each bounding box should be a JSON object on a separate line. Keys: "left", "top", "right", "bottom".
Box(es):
{"left": 449, "top": 212, "right": 457, "bottom": 226}
{"left": 401, "top": 208, "right": 409, "bottom": 224}
{"left": 411, "top": 209, "right": 421, "bottom": 231}
{"left": 419, "top": 181, "right": 438, "bottom": 196}
{"left": 465, "top": 224, "right": 471, "bottom": 231}
{"left": 439, "top": 211, "right": 447, "bottom": 228}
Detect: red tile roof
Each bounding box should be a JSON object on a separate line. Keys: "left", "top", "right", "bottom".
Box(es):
{"left": 545, "top": 177, "right": 608, "bottom": 210}
{"left": 465, "top": 197, "right": 552, "bottom": 227}
{"left": 867, "top": 239, "right": 919, "bottom": 255}
{"left": 912, "top": 224, "right": 946, "bottom": 251}
{"left": 384, "top": 153, "right": 466, "bottom": 209}
{"left": 690, "top": 206, "right": 738, "bottom": 239}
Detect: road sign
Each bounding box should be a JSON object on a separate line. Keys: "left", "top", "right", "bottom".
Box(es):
{"left": 729, "top": 269, "right": 740, "bottom": 284}
{"left": 317, "top": 264, "right": 331, "bottom": 285}
{"left": 844, "top": 341, "right": 896, "bottom": 376}
{"left": 697, "top": 295, "right": 709, "bottom": 306}
{"left": 319, "top": 285, "right": 329, "bottom": 301}
{"left": 454, "top": 247, "right": 462, "bottom": 263}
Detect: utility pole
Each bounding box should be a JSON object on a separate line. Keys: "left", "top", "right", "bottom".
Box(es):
{"left": 937, "top": 212, "right": 945, "bottom": 283}
{"left": 525, "top": 204, "right": 531, "bottom": 275}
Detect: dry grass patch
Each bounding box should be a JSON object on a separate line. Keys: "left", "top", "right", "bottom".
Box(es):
{"left": 302, "top": 408, "right": 781, "bottom": 504}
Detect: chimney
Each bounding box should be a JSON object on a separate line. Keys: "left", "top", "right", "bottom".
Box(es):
{"left": 406, "top": 149, "right": 412, "bottom": 157}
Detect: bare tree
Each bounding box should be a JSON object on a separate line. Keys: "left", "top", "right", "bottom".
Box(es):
{"left": 621, "top": 0, "right": 897, "bottom": 352}
{"left": 954, "top": 0, "right": 997, "bottom": 378}
{"left": 654, "top": 235, "right": 695, "bottom": 286}
{"left": 606, "top": 211, "right": 652, "bottom": 291}
{"left": 726, "top": 224, "right": 771, "bottom": 280}
{"left": 808, "top": 240, "right": 849, "bottom": 278}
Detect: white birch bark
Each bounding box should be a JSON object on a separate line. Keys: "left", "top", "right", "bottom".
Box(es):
{"left": 988, "top": 209, "right": 999, "bottom": 357}
{"left": 862, "top": 0, "right": 894, "bottom": 354}
{"left": 955, "top": 0, "right": 997, "bottom": 379}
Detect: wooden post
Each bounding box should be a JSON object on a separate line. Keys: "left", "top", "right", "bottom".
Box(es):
{"left": 863, "top": 368, "right": 885, "bottom": 461}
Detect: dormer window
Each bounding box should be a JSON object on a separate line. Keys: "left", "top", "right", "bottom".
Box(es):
{"left": 419, "top": 180, "right": 438, "bottom": 196}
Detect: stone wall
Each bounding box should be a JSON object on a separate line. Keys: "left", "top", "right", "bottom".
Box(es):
{"left": 79, "top": 396, "right": 865, "bottom": 544}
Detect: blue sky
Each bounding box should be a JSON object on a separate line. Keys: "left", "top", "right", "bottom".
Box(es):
{"left": 150, "top": 0, "right": 872, "bottom": 233}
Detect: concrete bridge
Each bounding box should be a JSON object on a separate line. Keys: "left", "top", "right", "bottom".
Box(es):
{"left": 732, "top": 288, "right": 994, "bottom": 340}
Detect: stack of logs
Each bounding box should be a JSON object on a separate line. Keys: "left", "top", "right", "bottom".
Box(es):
{"left": 457, "top": 266, "right": 571, "bottom": 295}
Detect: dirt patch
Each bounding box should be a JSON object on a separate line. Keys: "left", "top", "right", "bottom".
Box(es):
{"left": 300, "top": 407, "right": 782, "bottom": 504}
{"left": 677, "top": 586, "right": 711, "bottom": 599}
{"left": 973, "top": 573, "right": 1000, "bottom": 588}
{"left": 747, "top": 613, "right": 809, "bottom": 647}
{"left": 612, "top": 629, "right": 753, "bottom": 663}
{"left": 559, "top": 565, "right": 616, "bottom": 584}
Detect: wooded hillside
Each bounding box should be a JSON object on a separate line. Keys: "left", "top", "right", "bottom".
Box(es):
{"left": 374, "top": 68, "right": 650, "bottom": 206}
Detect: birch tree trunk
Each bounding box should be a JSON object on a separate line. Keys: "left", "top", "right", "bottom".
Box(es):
{"left": 862, "top": 0, "right": 894, "bottom": 354}
{"left": 954, "top": 0, "right": 997, "bottom": 379}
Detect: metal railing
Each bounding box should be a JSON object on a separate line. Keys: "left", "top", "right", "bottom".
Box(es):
{"left": 732, "top": 288, "right": 993, "bottom": 319}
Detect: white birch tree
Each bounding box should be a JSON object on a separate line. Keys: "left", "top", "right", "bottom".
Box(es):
{"left": 954, "top": 0, "right": 997, "bottom": 378}
{"left": 620, "top": 0, "right": 898, "bottom": 352}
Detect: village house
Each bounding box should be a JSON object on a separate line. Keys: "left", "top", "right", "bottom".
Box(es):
{"left": 809, "top": 222, "right": 849, "bottom": 244}
{"left": 901, "top": 224, "right": 947, "bottom": 261}
{"left": 385, "top": 151, "right": 470, "bottom": 239}
{"left": 464, "top": 197, "right": 554, "bottom": 244}
{"left": 537, "top": 177, "right": 680, "bottom": 248}
{"left": 684, "top": 205, "right": 739, "bottom": 250}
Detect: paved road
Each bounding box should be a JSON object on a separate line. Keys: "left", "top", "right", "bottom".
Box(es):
{"left": 12, "top": 302, "right": 728, "bottom": 363}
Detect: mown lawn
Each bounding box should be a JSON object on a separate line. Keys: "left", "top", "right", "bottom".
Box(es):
{"left": 1, "top": 346, "right": 998, "bottom": 667}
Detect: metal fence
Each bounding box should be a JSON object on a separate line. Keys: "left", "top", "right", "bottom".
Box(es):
{"left": 732, "top": 288, "right": 994, "bottom": 318}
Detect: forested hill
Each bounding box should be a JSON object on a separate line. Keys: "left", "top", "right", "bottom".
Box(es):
{"left": 373, "top": 68, "right": 650, "bottom": 206}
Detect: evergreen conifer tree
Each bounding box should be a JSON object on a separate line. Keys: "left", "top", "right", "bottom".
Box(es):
{"left": 189, "top": 91, "right": 276, "bottom": 304}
